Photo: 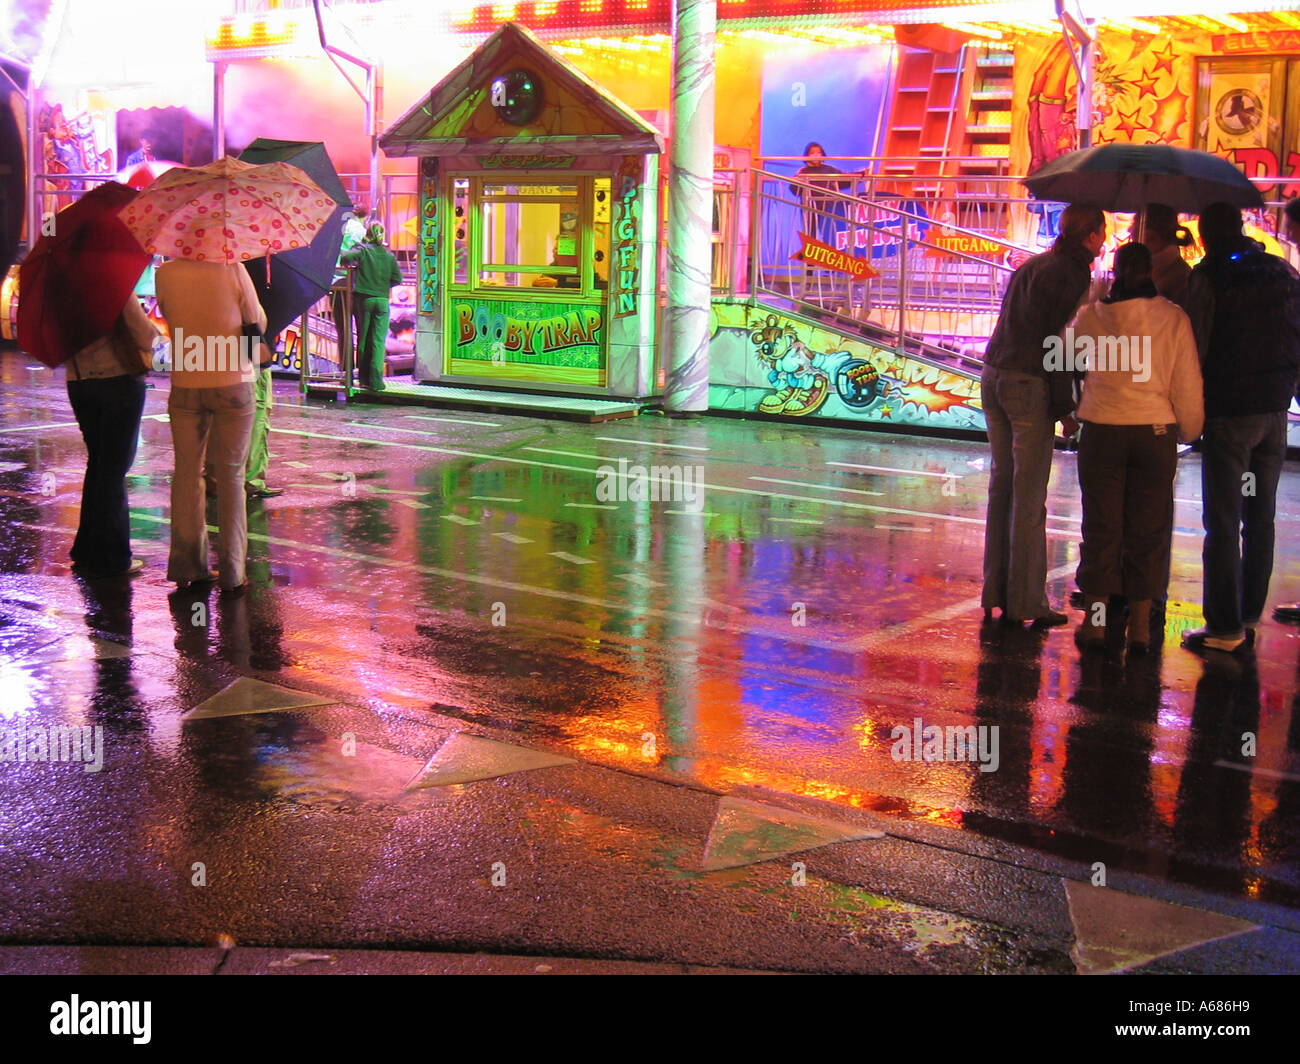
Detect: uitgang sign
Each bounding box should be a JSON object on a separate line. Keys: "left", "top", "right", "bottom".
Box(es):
{"left": 791, "top": 233, "right": 878, "bottom": 280}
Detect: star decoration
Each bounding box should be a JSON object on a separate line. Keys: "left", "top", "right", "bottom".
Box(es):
{"left": 1112, "top": 105, "right": 1146, "bottom": 140}
{"left": 879, "top": 405, "right": 893, "bottom": 418}
{"left": 1134, "top": 70, "right": 1160, "bottom": 96}
{"left": 1149, "top": 40, "right": 1178, "bottom": 77}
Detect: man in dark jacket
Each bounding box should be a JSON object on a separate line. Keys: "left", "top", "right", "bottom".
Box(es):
{"left": 1182, "top": 202, "right": 1300, "bottom": 653}
{"left": 341, "top": 222, "right": 403, "bottom": 392}
{"left": 981, "top": 203, "right": 1106, "bottom": 626}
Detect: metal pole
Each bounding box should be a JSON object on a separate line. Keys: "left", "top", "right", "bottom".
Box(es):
{"left": 663, "top": 0, "right": 717, "bottom": 414}
{"left": 213, "top": 61, "right": 226, "bottom": 158}
{"left": 897, "top": 219, "right": 907, "bottom": 356}
{"left": 1078, "top": 33, "right": 1093, "bottom": 149}
{"left": 25, "top": 72, "right": 39, "bottom": 247}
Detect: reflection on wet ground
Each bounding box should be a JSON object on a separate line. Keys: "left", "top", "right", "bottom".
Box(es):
{"left": 2, "top": 352, "right": 1298, "bottom": 926}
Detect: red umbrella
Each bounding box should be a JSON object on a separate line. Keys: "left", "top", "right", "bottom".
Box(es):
{"left": 117, "top": 159, "right": 180, "bottom": 190}
{"left": 17, "top": 182, "right": 151, "bottom": 368}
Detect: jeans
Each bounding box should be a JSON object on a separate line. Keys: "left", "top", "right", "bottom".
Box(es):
{"left": 1201, "top": 411, "right": 1288, "bottom": 635}
{"left": 168, "top": 383, "right": 255, "bottom": 589}
{"left": 1076, "top": 422, "right": 1178, "bottom": 600}
{"left": 67, "top": 374, "right": 147, "bottom": 575}
{"left": 981, "top": 365, "right": 1055, "bottom": 618}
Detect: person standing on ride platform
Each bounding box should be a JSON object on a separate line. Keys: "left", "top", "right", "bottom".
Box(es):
{"left": 1181, "top": 202, "right": 1300, "bottom": 653}
{"left": 981, "top": 203, "right": 1106, "bottom": 628}
{"left": 341, "top": 222, "right": 402, "bottom": 393}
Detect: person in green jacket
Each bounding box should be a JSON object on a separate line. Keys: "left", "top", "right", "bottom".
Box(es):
{"left": 341, "top": 222, "right": 403, "bottom": 392}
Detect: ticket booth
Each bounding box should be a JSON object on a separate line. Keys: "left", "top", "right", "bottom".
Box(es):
{"left": 380, "top": 22, "right": 664, "bottom": 401}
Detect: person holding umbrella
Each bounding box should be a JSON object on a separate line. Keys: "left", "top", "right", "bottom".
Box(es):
{"left": 341, "top": 222, "right": 402, "bottom": 393}
{"left": 121, "top": 155, "right": 335, "bottom": 593}
{"left": 65, "top": 296, "right": 159, "bottom": 579}
{"left": 981, "top": 203, "right": 1106, "bottom": 627}
{"left": 156, "top": 259, "right": 266, "bottom": 594}
{"left": 16, "top": 180, "right": 157, "bottom": 579}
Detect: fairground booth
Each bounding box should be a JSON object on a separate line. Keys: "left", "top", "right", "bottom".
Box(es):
{"left": 379, "top": 22, "right": 664, "bottom": 410}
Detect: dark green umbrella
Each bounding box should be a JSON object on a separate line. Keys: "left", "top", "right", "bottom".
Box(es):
{"left": 238, "top": 139, "right": 352, "bottom": 336}
{"left": 1024, "top": 144, "right": 1263, "bottom": 214}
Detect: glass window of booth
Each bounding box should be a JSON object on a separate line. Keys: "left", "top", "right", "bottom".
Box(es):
{"left": 469, "top": 177, "right": 609, "bottom": 294}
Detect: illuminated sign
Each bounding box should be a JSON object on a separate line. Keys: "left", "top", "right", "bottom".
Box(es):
{"left": 452, "top": 1, "right": 934, "bottom": 35}
{"left": 479, "top": 155, "right": 576, "bottom": 169}
{"left": 206, "top": 13, "right": 312, "bottom": 61}
{"left": 452, "top": 297, "right": 604, "bottom": 369}
{"left": 612, "top": 158, "right": 641, "bottom": 319}
{"left": 925, "top": 235, "right": 1006, "bottom": 260}
{"left": 791, "top": 233, "right": 877, "bottom": 280}
{"left": 1212, "top": 31, "right": 1300, "bottom": 55}
{"left": 420, "top": 161, "right": 439, "bottom": 314}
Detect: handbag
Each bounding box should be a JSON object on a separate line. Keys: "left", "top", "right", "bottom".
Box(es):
{"left": 241, "top": 322, "right": 275, "bottom": 369}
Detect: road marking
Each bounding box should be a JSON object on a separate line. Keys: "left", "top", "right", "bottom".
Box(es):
{"left": 522, "top": 446, "right": 609, "bottom": 461}
{"left": 493, "top": 532, "right": 533, "bottom": 544}
{"left": 471, "top": 496, "right": 522, "bottom": 503}
{"left": 595, "top": 436, "right": 709, "bottom": 452}
{"left": 264, "top": 425, "right": 1065, "bottom": 533}
{"left": 828, "top": 461, "right": 963, "bottom": 480}
{"left": 397, "top": 498, "right": 431, "bottom": 510}
{"left": 840, "top": 559, "right": 1080, "bottom": 652}
{"left": 771, "top": 517, "right": 823, "bottom": 526}
{"left": 617, "top": 573, "right": 663, "bottom": 587}
{"left": 876, "top": 523, "right": 933, "bottom": 533}
{"left": 665, "top": 509, "right": 718, "bottom": 516}
{"left": 0, "top": 420, "right": 81, "bottom": 434}
{"left": 565, "top": 502, "right": 618, "bottom": 510}
{"left": 751, "top": 476, "right": 884, "bottom": 497}
{"left": 345, "top": 421, "right": 497, "bottom": 439}
{"left": 404, "top": 414, "right": 502, "bottom": 427}
{"left": 441, "top": 513, "right": 478, "bottom": 524}
{"left": 549, "top": 551, "right": 593, "bottom": 565}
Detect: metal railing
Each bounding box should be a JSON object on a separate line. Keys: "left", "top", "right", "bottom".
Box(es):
{"left": 732, "top": 167, "right": 1036, "bottom": 366}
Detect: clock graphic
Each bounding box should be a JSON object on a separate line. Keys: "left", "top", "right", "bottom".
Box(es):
{"left": 490, "top": 69, "right": 543, "bottom": 126}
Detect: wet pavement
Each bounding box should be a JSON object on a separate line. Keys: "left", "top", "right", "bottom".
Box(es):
{"left": 2, "top": 349, "right": 1299, "bottom": 975}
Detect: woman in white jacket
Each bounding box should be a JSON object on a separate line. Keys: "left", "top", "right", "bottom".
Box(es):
{"left": 1072, "top": 242, "right": 1204, "bottom": 651}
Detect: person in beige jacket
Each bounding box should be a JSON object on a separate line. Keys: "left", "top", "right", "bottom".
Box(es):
{"left": 1070, "top": 242, "right": 1204, "bottom": 651}
{"left": 156, "top": 259, "right": 266, "bottom": 594}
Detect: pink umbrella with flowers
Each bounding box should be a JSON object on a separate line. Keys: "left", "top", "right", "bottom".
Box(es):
{"left": 118, "top": 156, "right": 336, "bottom": 277}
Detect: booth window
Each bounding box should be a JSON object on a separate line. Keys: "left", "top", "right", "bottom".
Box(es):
{"left": 468, "top": 177, "right": 608, "bottom": 294}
